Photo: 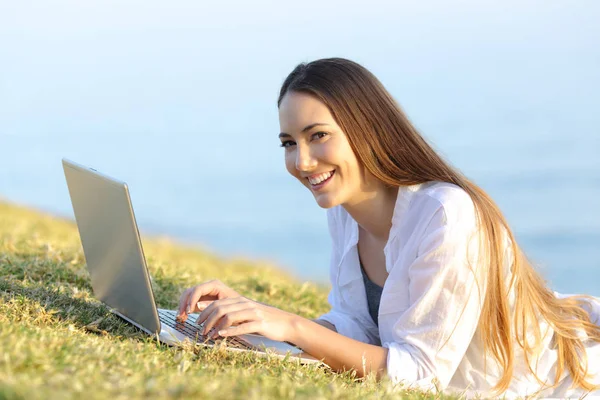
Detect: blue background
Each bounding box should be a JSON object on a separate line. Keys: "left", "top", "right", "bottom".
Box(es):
{"left": 1, "top": 1, "right": 599, "bottom": 295}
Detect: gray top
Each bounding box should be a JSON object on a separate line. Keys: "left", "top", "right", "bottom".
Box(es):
{"left": 359, "top": 260, "right": 384, "bottom": 327}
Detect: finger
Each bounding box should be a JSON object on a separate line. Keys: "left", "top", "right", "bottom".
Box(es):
{"left": 217, "top": 321, "right": 262, "bottom": 338}
{"left": 197, "top": 297, "right": 246, "bottom": 330}
{"left": 196, "top": 297, "right": 244, "bottom": 325}
{"left": 177, "top": 288, "right": 190, "bottom": 315}
{"left": 211, "top": 309, "right": 259, "bottom": 337}
{"left": 186, "top": 280, "right": 223, "bottom": 315}
{"left": 177, "top": 288, "right": 193, "bottom": 317}
{"left": 194, "top": 300, "right": 213, "bottom": 313}
{"left": 202, "top": 302, "right": 252, "bottom": 335}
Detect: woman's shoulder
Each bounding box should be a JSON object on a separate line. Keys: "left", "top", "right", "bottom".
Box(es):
{"left": 398, "top": 181, "right": 477, "bottom": 228}
{"left": 327, "top": 181, "right": 477, "bottom": 231}
{"left": 415, "top": 181, "right": 471, "bottom": 203}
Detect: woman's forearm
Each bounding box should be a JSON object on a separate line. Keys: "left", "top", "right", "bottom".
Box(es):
{"left": 312, "top": 318, "right": 337, "bottom": 332}
{"left": 290, "top": 316, "right": 388, "bottom": 378}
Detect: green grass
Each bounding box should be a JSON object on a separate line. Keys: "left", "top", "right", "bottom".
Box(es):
{"left": 0, "top": 201, "right": 445, "bottom": 399}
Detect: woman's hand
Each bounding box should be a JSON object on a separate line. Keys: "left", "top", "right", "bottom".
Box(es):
{"left": 196, "top": 296, "right": 298, "bottom": 343}
{"left": 176, "top": 279, "right": 241, "bottom": 322}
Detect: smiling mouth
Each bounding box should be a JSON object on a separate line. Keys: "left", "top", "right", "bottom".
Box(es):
{"left": 307, "top": 170, "right": 335, "bottom": 188}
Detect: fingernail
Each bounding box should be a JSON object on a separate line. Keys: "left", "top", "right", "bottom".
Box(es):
{"left": 218, "top": 329, "right": 226, "bottom": 336}
{"left": 186, "top": 305, "right": 191, "bottom": 314}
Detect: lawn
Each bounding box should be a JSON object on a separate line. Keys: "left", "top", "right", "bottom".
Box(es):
{"left": 0, "top": 201, "right": 444, "bottom": 399}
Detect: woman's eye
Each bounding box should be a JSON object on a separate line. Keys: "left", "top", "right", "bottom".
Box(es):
{"left": 279, "top": 140, "right": 295, "bottom": 148}
{"left": 280, "top": 132, "right": 326, "bottom": 148}
{"left": 312, "top": 131, "right": 328, "bottom": 140}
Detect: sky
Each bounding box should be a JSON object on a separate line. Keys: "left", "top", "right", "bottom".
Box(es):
{"left": 2, "top": 0, "right": 598, "bottom": 141}
{"left": 1, "top": 0, "right": 599, "bottom": 287}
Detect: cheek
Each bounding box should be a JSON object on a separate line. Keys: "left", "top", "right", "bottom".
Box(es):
{"left": 284, "top": 151, "right": 298, "bottom": 176}
{"left": 320, "top": 146, "right": 338, "bottom": 163}
{"left": 322, "top": 140, "right": 355, "bottom": 175}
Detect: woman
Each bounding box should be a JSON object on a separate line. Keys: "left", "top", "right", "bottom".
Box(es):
{"left": 176, "top": 58, "right": 600, "bottom": 398}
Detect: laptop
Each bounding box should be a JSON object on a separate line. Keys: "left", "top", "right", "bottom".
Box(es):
{"left": 61, "top": 158, "right": 321, "bottom": 365}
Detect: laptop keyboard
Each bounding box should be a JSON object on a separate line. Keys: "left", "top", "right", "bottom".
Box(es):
{"left": 157, "top": 309, "right": 253, "bottom": 350}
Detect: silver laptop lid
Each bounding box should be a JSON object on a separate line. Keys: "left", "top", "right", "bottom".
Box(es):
{"left": 62, "top": 158, "right": 160, "bottom": 334}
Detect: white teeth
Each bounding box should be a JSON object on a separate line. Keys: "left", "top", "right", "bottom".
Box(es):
{"left": 308, "top": 171, "right": 333, "bottom": 185}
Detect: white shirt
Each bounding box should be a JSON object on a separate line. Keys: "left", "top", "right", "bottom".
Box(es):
{"left": 318, "top": 181, "right": 600, "bottom": 399}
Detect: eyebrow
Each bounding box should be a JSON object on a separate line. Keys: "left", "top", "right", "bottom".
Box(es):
{"left": 278, "top": 123, "right": 330, "bottom": 139}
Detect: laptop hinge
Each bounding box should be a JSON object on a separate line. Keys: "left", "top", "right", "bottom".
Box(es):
{"left": 109, "top": 308, "right": 158, "bottom": 336}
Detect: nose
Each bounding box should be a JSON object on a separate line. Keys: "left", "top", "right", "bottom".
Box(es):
{"left": 295, "top": 144, "right": 317, "bottom": 172}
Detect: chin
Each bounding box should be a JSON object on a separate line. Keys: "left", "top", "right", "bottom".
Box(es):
{"left": 314, "top": 193, "right": 342, "bottom": 209}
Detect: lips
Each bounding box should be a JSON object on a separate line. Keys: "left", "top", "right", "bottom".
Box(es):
{"left": 308, "top": 170, "right": 335, "bottom": 190}
{"left": 307, "top": 170, "right": 334, "bottom": 185}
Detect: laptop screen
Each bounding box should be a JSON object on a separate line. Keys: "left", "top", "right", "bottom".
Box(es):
{"left": 62, "top": 159, "right": 160, "bottom": 334}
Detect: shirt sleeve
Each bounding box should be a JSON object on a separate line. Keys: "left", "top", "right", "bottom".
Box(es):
{"left": 317, "top": 288, "right": 379, "bottom": 344}
{"left": 382, "top": 192, "right": 486, "bottom": 390}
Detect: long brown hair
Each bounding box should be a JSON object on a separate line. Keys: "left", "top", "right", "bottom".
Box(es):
{"left": 277, "top": 57, "right": 600, "bottom": 394}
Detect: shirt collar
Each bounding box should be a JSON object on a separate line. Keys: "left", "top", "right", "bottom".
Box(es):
{"left": 337, "top": 183, "right": 424, "bottom": 287}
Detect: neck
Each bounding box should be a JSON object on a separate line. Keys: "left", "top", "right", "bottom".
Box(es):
{"left": 342, "top": 184, "right": 399, "bottom": 242}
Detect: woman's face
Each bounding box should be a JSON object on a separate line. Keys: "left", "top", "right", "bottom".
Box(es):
{"left": 278, "top": 91, "right": 367, "bottom": 209}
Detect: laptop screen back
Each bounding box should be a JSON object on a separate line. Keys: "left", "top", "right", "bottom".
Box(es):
{"left": 62, "top": 158, "right": 160, "bottom": 334}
